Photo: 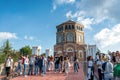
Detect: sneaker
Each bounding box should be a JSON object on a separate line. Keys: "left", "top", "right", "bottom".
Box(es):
{"left": 42, "top": 74, "right": 46, "bottom": 77}
{"left": 59, "top": 71, "right": 62, "bottom": 73}
{"left": 20, "top": 72, "right": 22, "bottom": 75}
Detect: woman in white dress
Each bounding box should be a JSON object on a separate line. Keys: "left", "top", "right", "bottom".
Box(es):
{"left": 64, "top": 57, "right": 70, "bottom": 76}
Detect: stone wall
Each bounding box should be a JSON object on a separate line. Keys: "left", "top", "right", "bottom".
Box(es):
{"left": 0, "top": 64, "right": 5, "bottom": 75}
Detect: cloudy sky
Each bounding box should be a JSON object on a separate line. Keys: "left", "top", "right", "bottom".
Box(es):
{"left": 0, "top": 0, "right": 120, "bottom": 53}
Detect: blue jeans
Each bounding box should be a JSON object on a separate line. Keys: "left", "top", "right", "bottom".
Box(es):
{"left": 34, "top": 65, "right": 39, "bottom": 75}
{"left": 55, "top": 63, "right": 59, "bottom": 71}
{"left": 43, "top": 65, "right": 47, "bottom": 75}
{"left": 24, "top": 64, "right": 28, "bottom": 76}
{"left": 104, "top": 78, "right": 113, "bottom": 80}
{"left": 104, "top": 73, "right": 113, "bottom": 80}
{"left": 28, "top": 64, "right": 33, "bottom": 75}
{"left": 39, "top": 65, "right": 43, "bottom": 74}
{"left": 74, "top": 63, "right": 78, "bottom": 73}
{"left": 15, "top": 63, "right": 22, "bottom": 73}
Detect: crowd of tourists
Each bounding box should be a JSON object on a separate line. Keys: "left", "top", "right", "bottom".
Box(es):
{"left": 87, "top": 51, "right": 120, "bottom": 80}
{"left": 4, "top": 54, "right": 79, "bottom": 79}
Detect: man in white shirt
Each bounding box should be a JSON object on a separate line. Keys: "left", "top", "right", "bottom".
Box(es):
{"left": 5, "top": 56, "right": 12, "bottom": 78}
{"left": 23, "top": 55, "right": 29, "bottom": 77}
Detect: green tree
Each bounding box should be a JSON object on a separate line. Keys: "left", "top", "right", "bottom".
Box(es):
{"left": 96, "top": 48, "right": 101, "bottom": 55}
{"left": 41, "top": 53, "right": 46, "bottom": 56}
{"left": 20, "top": 46, "right": 32, "bottom": 56}
{"left": 3, "top": 40, "right": 12, "bottom": 54}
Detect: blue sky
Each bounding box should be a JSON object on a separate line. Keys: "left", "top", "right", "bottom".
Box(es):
{"left": 0, "top": 0, "right": 120, "bottom": 53}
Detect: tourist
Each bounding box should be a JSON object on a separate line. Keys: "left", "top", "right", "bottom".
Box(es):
{"left": 10, "top": 56, "right": 14, "bottom": 72}
{"left": 59, "top": 56, "right": 64, "bottom": 73}
{"left": 115, "top": 51, "right": 120, "bottom": 64}
{"left": 95, "top": 53, "right": 99, "bottom": 64}
{"left": 64, "top": 57, "right": 70, "bottom": 76}
{"left": 15, "top": 56, "right": 22, "bottom": 75}
{"left": 113, "top": 51, "right": 120, "bottom": 80}
{"left": 4, "top": 56, "right": 12, "bottom": 78}
{"left": 47, "top": 56, "right": 51, "bottom": 71}
{"left": 87, "top": 56, "right": 94, "bottom": 80}
{"left": 38, "top": 56, "right": 43, "bottom": 75}
{"left": 28, "top": 55, "right": 35, "bottom": 75}
{"left": 42, "top": 55, "right": 47, "bottom": 76}
{"left": 104, "top": 55, "right": 114, "bottom": 80}
{"left": 74, "top": 57, "right": 79, "bottom": 74}
{"left": 34, "top": 55, "right": 39, "bottom": 75}
{"left": 48, "top": 56, "right": 54, "bottom": 71}
{"left": 102, "top": 54, "right": 107, "bottom": 61}
{"left": 96, "top": 55, "right": 104, "bottom": 80}
{"left": 23, "top": 55, "right": 29, "bottom": 77}
{"left": 54, "top": 56, "right": 60, "bottom": 72}
{"left": 111, "top": 52, "right": 116, "bottom": 64}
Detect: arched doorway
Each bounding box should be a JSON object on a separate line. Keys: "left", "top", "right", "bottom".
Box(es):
{"left": 66, "top": 47, "right": 74, "bottom": 61}
{"left": 78, "top": 50, "right": 83, "bottom": 60}
{"left": 57, "top": 50, "right": 62, "bottom": 56}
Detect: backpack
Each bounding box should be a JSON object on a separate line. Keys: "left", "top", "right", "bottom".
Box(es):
{"left": 22, "top": 58, "right": 25, "bottom": 64}
{"left": 102, "top": 62, "right": 107, "bottom": 71}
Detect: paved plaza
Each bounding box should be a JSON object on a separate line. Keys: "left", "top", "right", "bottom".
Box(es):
{"left": 9, "top": 63, "right": 85, "bottom": 80}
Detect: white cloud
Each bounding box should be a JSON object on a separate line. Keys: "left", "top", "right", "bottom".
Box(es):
{"left": 52, "top": 0, "right": 75, "bottom": 10}
{"left": 66, "top": 10, "right": 86, "bottom": 18}
{"left": 57, "top": 0, "right": 75, "bottom": 4}
{"left": 66, "top": 11, "right": 72, "bottom": 19}
{"left": 76, "top": 0, "right": 120, "bottom": 22}
{"left": 64, "top": 0, "right": 120, "bottom": 29}
{"left": 94, "top": 24, "right": 120, "bottom": 48}
{"left": 0, "top": 32, "right": 18, "bottom": 41}
{"left": 77, "top": 17, "right": 94, "bottom": 30}
{"left": 24, "top": 35, "right": 34, "bottom": 41}
{"left": 66, "top": 11, "right": 94, "bottom": 29}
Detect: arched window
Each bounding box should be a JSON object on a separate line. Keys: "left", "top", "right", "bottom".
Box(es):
{"left": 67, "top": 33, "right": 74, "bottom": 42}
{"left": 78, "top": 27, "right": 80, "bottom": 30}
{"left": 69, "top": 25, "right": 71, "bottom": 29}
{"left": 72, "top": 25, "right": 74, "bottom": 29}
{"left": 61, "top": 26, "right": 63, "bottom": 31}
{"left": 65, "top": 25, "right": 68, "bottom": 30}
{"left": 78, "top": 35, "right": 83, "bottom": 42}
{"left": 57, "top": 34, "right": 63, "bottom": 43}
{"left": 67, "top": 47, "right": 74, "bottom": 52}
{"left": 78, "top": 50, "right": 83, "bottom": 58}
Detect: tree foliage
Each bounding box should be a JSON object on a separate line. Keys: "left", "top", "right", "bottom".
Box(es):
{"left": 41, "top": 53, "right": 46, "bottom": 56}
{"left": 20, "top": 46, "right": 32, "bottom": 56}
{"left": 0, "top": 41, "right": 32, "bottom": 64}
{"left": 3, "top": 40, "right": 12, "bottom": 54}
